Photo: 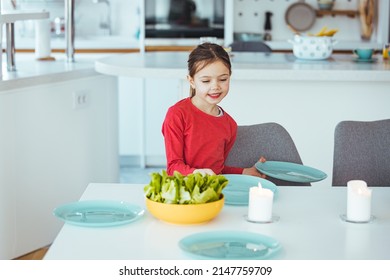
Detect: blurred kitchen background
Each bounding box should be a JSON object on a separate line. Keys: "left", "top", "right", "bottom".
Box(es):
{"left": 1, "top": 0, "right": 389, "bottom": 50}
{"left": 1, "top": 0, "right": 390, "bottom": 169}
{"left": 2, "top": 0, "right": 390, "bottom": 261}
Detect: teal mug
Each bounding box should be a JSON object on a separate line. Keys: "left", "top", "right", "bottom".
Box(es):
{"left": 353, "top": 48, "right": 374, "bottom": 59}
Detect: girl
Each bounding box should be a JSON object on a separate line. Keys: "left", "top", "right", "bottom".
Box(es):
{"left": 162, "top": 43, "right": 265, "bottom": 177}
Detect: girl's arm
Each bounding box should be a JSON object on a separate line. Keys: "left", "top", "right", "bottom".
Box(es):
{"left": 162, "top": 109, "right": 196, "bottom": 176}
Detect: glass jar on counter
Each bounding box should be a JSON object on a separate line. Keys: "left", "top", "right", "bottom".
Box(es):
{"left": 383, "top": 44, "right": 389, "bottom": 60}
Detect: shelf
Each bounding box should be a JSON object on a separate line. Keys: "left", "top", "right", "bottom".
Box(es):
{"left": 316, "top": 10, "right": 359, "bottom": 18}
{"left": 0, "top": 10, "right": 50, "bottom": 23}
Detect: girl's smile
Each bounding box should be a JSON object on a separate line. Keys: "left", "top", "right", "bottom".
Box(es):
{"left": 208, "top": 92, "right": 222, "bottom": 99}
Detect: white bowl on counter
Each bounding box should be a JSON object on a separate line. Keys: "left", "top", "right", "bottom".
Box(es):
{"left": 288, "top": 35, "right": 338, "bottom": 60}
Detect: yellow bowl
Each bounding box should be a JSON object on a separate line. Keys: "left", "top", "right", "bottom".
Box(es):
{"left": 145, "top": 195, "right": 224, "bottom": 225}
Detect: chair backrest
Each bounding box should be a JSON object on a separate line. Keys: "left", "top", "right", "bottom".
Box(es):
{"left": 229, "top": 41, "right": 272, "bottom": 52}
{"left": 225, "top": 122, "right": 310, "bottom": 186}
{"left": 332, "top": 119, "right": 390, "bottom": 186}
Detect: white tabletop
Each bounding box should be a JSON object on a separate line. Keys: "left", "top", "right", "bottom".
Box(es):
{"left": 44, "top": 183, "right": 390, "bottom": 260}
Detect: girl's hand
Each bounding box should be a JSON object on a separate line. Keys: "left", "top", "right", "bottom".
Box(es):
{"left": 242, "top": 156, "right": 267, "bottom": 178}
{"left": 193, "top": 168, "right": 216, "bottom": 176}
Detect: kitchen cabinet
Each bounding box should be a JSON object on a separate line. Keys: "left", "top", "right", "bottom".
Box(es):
{"left": 0, "top": 56, "right": 119, "bottom": 259}
{"left": 118, "top": 76, "right": 181, "bottom": 166}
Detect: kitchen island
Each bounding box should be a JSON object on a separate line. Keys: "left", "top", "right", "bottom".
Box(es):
{"left": 0, "top": 54, "right": 119, "bottom": 259}
{"left": 95, "top": 52, "right": 390, "bottom": 186}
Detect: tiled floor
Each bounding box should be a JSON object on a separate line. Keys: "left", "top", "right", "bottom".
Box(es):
{"left": 119, "top": 166, "right": 166, "bottom": 184}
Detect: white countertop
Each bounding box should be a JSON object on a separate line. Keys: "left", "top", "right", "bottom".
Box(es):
{"left": 44, "top": 183, "right": 390, "bottom": 260}
{"left": 0, "top": 10, "right": 49, "bottom": 23}
{"left": 0, "top": 53, "right": 113, "bottom": 92}
{"left": 95, "top": 52, "right": 390, "bottom": 82}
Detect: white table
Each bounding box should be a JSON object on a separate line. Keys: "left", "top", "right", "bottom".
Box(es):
{"left": 44, "top": 183, "right": 390, "bottom": 260}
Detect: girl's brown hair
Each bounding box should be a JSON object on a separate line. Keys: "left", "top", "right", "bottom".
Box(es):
{"left": 187, "top": 43, "right": 232, "bottom": 97}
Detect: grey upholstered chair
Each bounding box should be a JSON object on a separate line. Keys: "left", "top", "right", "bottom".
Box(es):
{"left": 225, "top": 122, "right": 310, "bottom": 186}
{"left": 332, "top": 119, "right": 390, "bottom": 186}
{"left": 229, "top": 41, "right": 272, "bottom": 52}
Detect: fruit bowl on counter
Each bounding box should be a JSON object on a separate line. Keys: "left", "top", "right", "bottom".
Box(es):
{"left": 288, "top": 27, "right": 338, "bottom": 60}
{"left": 288, "top": 35, "right": 338, "bottom": 60}
{"left": 144, "top": 171, "right": 228, "bottom": 224}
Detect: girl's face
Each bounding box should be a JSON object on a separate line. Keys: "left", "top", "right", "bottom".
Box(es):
{"left": 188, "top": 60, "right": 230, "bottom": 108}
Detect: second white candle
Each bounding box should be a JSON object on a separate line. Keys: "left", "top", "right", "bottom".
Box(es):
{"left": 248, "top": 183, "right": 274, "bottom": 222}
{"left": 347, "top": 180, "right": 372, "bottom": 222}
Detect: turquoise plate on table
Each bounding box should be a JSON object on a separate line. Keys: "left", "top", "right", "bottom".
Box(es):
{"left": 255, "top": 161, "right": 327, "bottom": 183}
{"left": 222, "top": 174, "right": 278, "bottom": 206}
{"left": 179, "top": 230, "right": 281, "bottom": 260}
{"left": 53, "top": 200, "right": 145, "bottom": 227}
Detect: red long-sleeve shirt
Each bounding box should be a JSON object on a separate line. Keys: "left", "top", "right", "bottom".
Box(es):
{"left": 162, "top": 97, "right": 243, "bottom": 176}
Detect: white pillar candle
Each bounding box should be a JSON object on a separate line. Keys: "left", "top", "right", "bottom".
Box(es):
{"left": 347, "top": 180, "right": 372, "bottom": 222}
{"left": 248, "top": 182, "right": 274, "bottom": 222}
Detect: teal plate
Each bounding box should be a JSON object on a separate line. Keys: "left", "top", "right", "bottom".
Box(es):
{"left": 222, "top": 174, "right": 278, "bottom": 206}
{"left": 179, "top": 230, "right": 281, "bottom": 260}
{"left": 53, "top": 200, "right": 145, "bottom": 227}
{"left": 255, "top": 161, "right": 327, "bottom": 183}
